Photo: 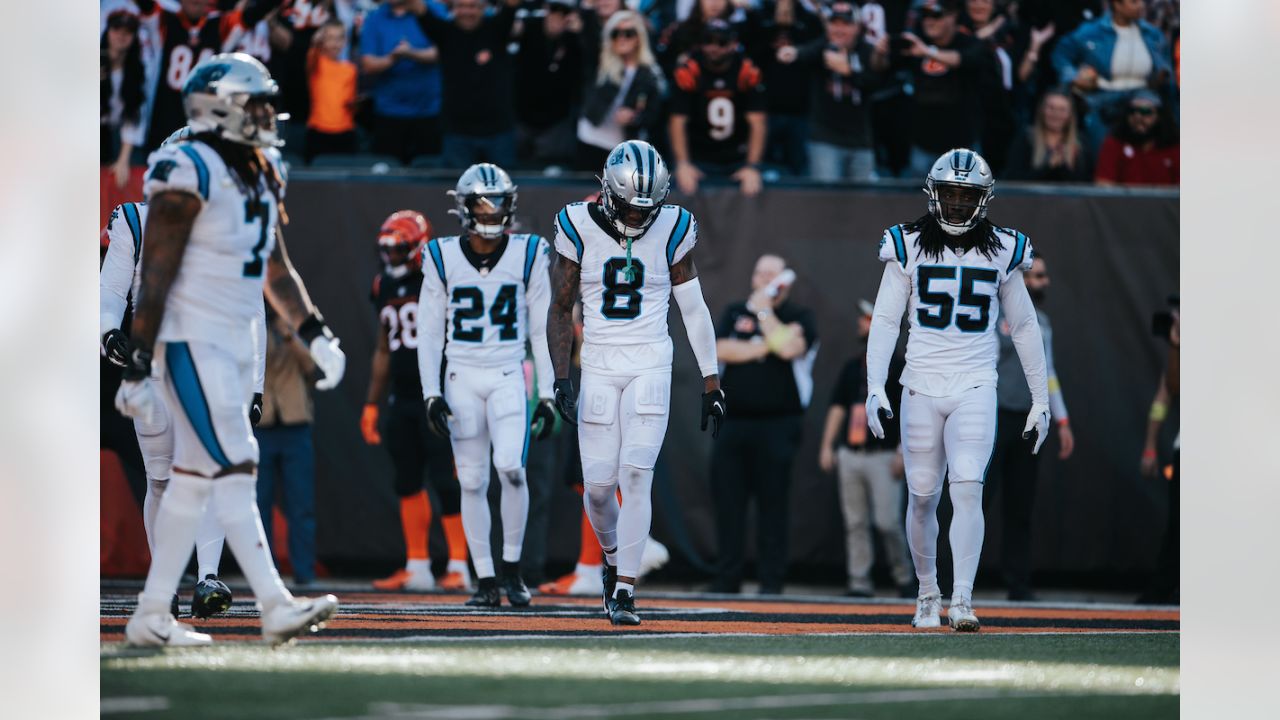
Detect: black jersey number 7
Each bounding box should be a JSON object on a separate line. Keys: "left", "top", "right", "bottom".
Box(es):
{"left": 916, "top": 266, "right": 999, "bottom": 332}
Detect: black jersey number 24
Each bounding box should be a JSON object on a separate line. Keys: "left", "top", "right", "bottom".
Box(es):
{"left": 452, "top": 285, "right": 519, "bottom": 341}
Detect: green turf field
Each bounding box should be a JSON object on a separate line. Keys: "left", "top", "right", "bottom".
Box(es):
{"left": 101, "top": 634, "right": 1178, "bottom": 719}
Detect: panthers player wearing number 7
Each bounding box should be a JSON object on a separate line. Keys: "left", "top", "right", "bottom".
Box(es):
{"left": 865, "top": 148, "right": 1049, "bottom": 633}
{"left": 115, "top": 53, "right": 344, "bottom": 646}
{"left": 417, "top": 164, "right": 558, "bottom": 608}
{"left": 548, "top": 140, "right": 727, "bottom": 626}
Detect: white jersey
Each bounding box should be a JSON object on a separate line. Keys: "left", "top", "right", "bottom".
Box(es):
{"left": 552, "top": 202, "right": 697, "bottom": 375}
{"left": 419, "top": 233, "right": 555, "bottom": 398}
{"left": 143, "top": 139, "right": 285, "bottom": 360}
{"left": 877, "top": 223, "right": 1035, "bottom": 397}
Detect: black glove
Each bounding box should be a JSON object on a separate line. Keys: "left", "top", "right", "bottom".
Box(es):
{"left": 552, "top": 378, "right": 577, "bottom": 425}
{"left": 102, "top": 329, "right": 134, "bottom": 368}
{"left": 249, "top": 392, "right": 264, "bottom": 427}
{"left": 425, "top": 396, "right": 452, "bottom": 438}
{"left": 701, "top": 387, "right": 727, "bottom": 439}
{"left": 530, "top": 398, "right": 558, "bottom": 441}
{"left": 121, "top": 348, "right": 153, "bottom": 382}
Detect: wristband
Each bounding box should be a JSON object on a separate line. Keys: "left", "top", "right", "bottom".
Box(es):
{"left": 297, "top": 312, "right": 332, "bottom": 344}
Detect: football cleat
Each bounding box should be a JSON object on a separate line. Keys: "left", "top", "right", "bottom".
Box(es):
{"left": 191, "top": 575, "right": 233, "bottom": 619}
{"left": 372, "top": 568, "right": 435, "bottom": 591}
{"left": 261, "top": 595, "right": 339, "bottom": 645}
{"left": 602, "top": 564, "right": 618, "bottom": 615}
{"left": 948, "top": 597, "right": 980, "bottom": 632}
{"left": 609, "top": 590, "right": 641, "bottom": 626}
{"left": 538, "top": 567, "right": 605, "bottom": 597}
{"left": 438, "top": 571, "right": 472, "bottom": 592}
{"left": 170, "top": 593, "right": 180, "bottom": 619}
{"left": 125, "top": 612, "right": 213, "bottom": 647}
{"left": 465, "top": 579, "right": 501, "bottom": 608}
{"left": 638, "top": 537, "right": 670, "bottom": 579}
{"left": 502, "top": 574, "right": 532, "bottom": 608}
{"left": 912, "top": 592, "right": 943, "bottom": 629}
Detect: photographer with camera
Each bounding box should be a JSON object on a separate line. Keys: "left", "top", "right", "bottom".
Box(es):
{"left": 1138, "top": 295, "right": 1178, "bottom": 604}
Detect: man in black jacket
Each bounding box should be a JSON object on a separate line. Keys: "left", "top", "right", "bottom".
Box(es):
{"left": 515, "top": 0, "right": 584, "bottom": 168}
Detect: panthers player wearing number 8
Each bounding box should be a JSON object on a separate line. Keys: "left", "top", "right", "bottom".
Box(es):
{"left": 548, "top": 140, "right": 726, "bottom": 626}
{"left": 417, "top": 164, "right": 558, "bottom": 608}
{"left": 865, "top": 148, "right": 1049, "bottom": 633}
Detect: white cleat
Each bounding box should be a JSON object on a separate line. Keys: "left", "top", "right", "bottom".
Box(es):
{"left": 911, "top": 592, "right": 943, "bottom": 629}
{"left": 125, "top": 612, "right": 213, "bottom": 647}
{"left": 948, "top": 597, "right": 980, "bottom": 632}
{"left": 261, "top": 595, "right": 339, "bottom": 645}
{"left": 638, "top": 537, "right": 670, "bottom": 579}
{"left": 566, "top": 568, "right": 605, "bottom": 596}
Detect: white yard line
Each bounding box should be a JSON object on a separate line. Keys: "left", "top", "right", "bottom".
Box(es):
{"left": 101, "top": 696, "right": 171, "bottom": 714}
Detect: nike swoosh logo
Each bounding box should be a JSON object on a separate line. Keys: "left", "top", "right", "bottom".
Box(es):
{"left": 503, "top": 369, "right": 518, "bottom": 376}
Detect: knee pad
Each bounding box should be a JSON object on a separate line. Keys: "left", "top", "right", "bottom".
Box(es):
{"left": 496, "top": 466, "right": 526, "bottom": 488}
{"left": 905, "top": 467, "right": 942, "bottom": 497}
{"left": 147, "top": 477, "right": 170, "bottom": 499}
{"left": 583, "top": 481, "right": 617, "bottom": 509}
{"left": 455, "top": 464, "right": 488, "bottom": 494}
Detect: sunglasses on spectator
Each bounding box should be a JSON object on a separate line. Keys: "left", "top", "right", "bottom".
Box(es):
{"left": 611, "top": 28, "right": 638, "bottom": 40}
{"left": 1129, "top": 105, "right": 1157, "bottom": 116}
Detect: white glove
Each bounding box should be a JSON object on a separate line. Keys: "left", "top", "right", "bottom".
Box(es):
{"left": 1022, "top": 402, "right": 1051, "bottom": 455}
{"left": 115, "top": 378, "right": 160, "bottom": 426}
{"left": 866, "top": 385, "right": 893, "bottom": 440}
{"left": 309, "top": 336, "right": 346, "bottom": 391}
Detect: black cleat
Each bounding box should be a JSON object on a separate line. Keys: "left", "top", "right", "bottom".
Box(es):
{"left": 602, "top": 564, "right": 618, "bottom": 614}
{"left": 609, "top": 590, "right": 640, "bottom": 626}
{"left": 191, "top": 575, "right": 233, "bottom": 619}
{"left": 502, "top": 575, "right": 531, "bottom": 607}
{"left": 171, "top": 593, "right": 181, "bottom": 619}
{"left": 466, "top": 578, "right": 501, "bottom": 607}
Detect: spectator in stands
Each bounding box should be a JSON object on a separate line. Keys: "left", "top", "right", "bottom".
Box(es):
{"left": 1013, "top": 20, "right": 1057, "bottom": 114}
{"left": 411, "top": 0, "right": 524, "bottom": 169}
{"left": 267, "top": 0, "right": 340, "bottom": 150}
{"left": 1094, "top": 89, "right": 1178, "bottom": 186}
{"left": 669, "top": 20, "right": 767, "bottom": 196}
{"left": 960, "top": 0, "right": 1017, "bottom": 173}
{"left": 515, "top": 0, "right": 585, "bottom": 170}
{"left": 777, "top": 1, "right": 879, "bottom": 183}
{"left": 578, "top": 0, "right": 625, "bottom": 79}
{"left": 305, "top": 20, "right": 359, "bottom": 163}
{"left": 575, "top": 10, "right": 667, "bottom": 172}
{"left": 255, "top": 307, "right": 321, "bottom": 588}
{"left": 359, "top": 0, "right": 443, "bottom": 165}
{"left": 752, "top": 0, "right": 824, "bottom": 177}
{"left": 988, "top": 253, "right": 1075, "bottom": 601}
{"left": 711, "top": 255, "right": 818, "bottom": 594}
{"left": 656, "top": 0, "right": 758, "bottom": 75}
{"left": 876, "top": 0, "right": 989, "bottom": 178}
{"left": 1051, "top": 0, "right": 1175, "bottom": 151}
{"left": 1004, "top": 89, "right": 1092, "bottom": 182}
{"left": 101, "top": 9, "right": 147, "bottom": 190}
{"left": 818, "top": 299, "right": 914, "bottom": 598}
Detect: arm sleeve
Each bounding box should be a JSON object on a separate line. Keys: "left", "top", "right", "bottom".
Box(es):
{"left": 416, "top": 244, "right": 448, "bottom": 399}
{"left": 999, "top": 273, "right": 1049, "bottom": 407}
{"left": 99, "top": 210, "right": 137, "bottom": 337}
{"left": 866, "top": 263, "right": 910, "bottom": 390}
{"left": 1044, "top": 323, "right": 1068, "bottom": 420}
{"left": 254, "top": 299, "right": 267, "bottom": 394}
{"left": 525, "top": 239, "right": 555, "bottom": 399}
{"left": 671, "top": 277, "right": 720, "bottom": 378}
{"left": 143, "top": 145, "right": 208, "bottom": 205}
{"left": 552, "top": 207, "right": 584, "bottom": 262}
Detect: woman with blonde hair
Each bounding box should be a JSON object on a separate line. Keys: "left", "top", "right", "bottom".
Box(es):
{"left": 575, "top": 10, "right": 667, "bottom": 171}
{"left": 1004, "top": 89, "right": 1092, "bottom": 183}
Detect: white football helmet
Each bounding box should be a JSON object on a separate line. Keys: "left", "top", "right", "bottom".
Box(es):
{"left": 600, "top": 140, "right": 670, "bottom": 239}
{"left": 924, "top": 148, "right": 995, "bottom": 236}
{"left": 449, "top": 163, "right": 517, "bottom": 240}
{"left": 182, "top": 53, "right": 286, "bottom": 148}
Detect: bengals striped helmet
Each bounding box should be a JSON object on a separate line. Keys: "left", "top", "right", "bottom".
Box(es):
{"left": 378, "top": 210, "right": 432, "bottom": 273}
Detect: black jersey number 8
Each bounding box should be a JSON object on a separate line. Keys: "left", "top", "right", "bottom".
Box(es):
{"left": 916, "top": 266, "right": 999, "bottom": 332}
{"left": 601, "top": 258, "right": 645, "bottom": 320}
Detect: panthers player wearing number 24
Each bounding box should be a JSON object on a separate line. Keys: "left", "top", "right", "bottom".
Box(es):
{"left": 416, "top": 164, "right": 557, "bottom": 609}
{"left": 865, "top": 148, "right": 1050, "bottom": 634}
{"left": 548, "top": 140, "right": 727, "bottom": 627}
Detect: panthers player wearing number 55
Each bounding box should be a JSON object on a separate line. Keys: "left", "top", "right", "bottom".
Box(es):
{"left": 865, "top": 148, "right": 1049, "bottom": 633}
{"left": 548, "top": 140, "right": 727, "bottom": 626}
{"left": 417, "top": 164, "right": 558, "bottom": 608}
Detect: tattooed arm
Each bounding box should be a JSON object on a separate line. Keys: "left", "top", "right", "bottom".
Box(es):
{"left": 129, "top": 191, "right": 201, "bottom": 353}
{"left": 547, "top": 251, "right": 581, "bottom": 381}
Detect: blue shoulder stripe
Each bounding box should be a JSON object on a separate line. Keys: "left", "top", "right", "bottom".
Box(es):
{"left": 427, "top": 239, "right": 446, "bottom": 283}
{"left": 558, "top": 209, "right": 583, "bottom": 261}
{"left": 888, "top": 224, "right": 908, "bottom": 267}
{"left": 177, "top": 145, "right": 210, "bottom": 200}
{"left": 523, "top": 234, "right": 542, "bottom": 286}
{"left": 1006, "top": 230, "right": 1028, "bottom": 273}
{"left": 121, "top": 203, "right": 144, "bottom": 263}
{"left": 665, "top": 209, "right": 691, "bottom": 266}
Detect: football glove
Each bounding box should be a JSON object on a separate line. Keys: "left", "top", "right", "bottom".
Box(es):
{"left": 530, "top": 399, "right": 558, "bottom": 441}
{"left": 298, "top": 312, "right": 346, "bottom": 390}
{"left": 425, "top": 396, "right": 452, "bottom": 438}
{"left": 1022, "top": 402, "right": 1051, "bottom": 455}
{"left": 866, "top": 385, "right": 893, "bottom": 440}
{"left": 249, "top": 393, "right": 264, "bottom": 427}
{"left": 360, "top": 403, "right": 382, "bottom": 444}
{"left": 115, "top": 349, "right": 159, "bottom": 425}
{"left": 102, "top": 329, "right": 133, "bottom": 368}
{"left": 552, "top": 378, "right": 577, "bottom": 425}
{"left": 701, "top": 388, "right": 726, "bottom": 438}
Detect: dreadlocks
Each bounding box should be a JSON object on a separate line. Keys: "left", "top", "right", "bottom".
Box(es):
{"left": 904, "top": 213, "right": 1003, "bottom": 263}
{"left": 195, "top": 132, "right": 288, "bottom": 223}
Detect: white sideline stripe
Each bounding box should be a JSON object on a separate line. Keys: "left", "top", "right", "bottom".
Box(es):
{"left": 324, "top": 688, "right": 1057, "bottom": 719}
{"left": 101, "top": 696, "right": 171, "bottom": 714}
{"left": 297, "top": 629, "right": 1175, "bottom": 646}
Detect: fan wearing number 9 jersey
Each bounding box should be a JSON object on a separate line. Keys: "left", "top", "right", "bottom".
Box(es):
{"left": 865, "top": 148, "right": 1048, "bottom": 632}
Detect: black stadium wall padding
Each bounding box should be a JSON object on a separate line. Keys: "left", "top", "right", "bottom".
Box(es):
{"left": 282, "top": 174, "right": 1178, "bottom": 581}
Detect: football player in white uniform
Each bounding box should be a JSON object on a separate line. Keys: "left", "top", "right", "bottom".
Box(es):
{"left": 115, "top": 54, "right": 345, "bottom": 646}
{"left": 548, "top": 140, "right": 726, "bottom": 625}
{"left": 865, "top": 148, "right": 1049, "bottom": 632}
{"left": 417, "top": 164, "right": 558, "bottom": 608}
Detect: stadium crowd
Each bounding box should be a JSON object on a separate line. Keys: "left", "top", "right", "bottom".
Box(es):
{"left": 102, "top": 0, "right": 1180, "bottom": 191}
